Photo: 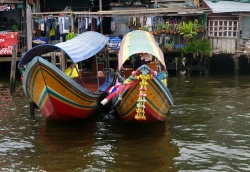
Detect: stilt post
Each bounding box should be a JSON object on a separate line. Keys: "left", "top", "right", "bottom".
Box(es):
{"left": 10, "top": 44, "right": 17, "bottom": 95}
{"left": 29, "top": 100, "right": 35, "bottom": 117}
{"left": 233, "top": 55, "right": 239, "bottom": 76}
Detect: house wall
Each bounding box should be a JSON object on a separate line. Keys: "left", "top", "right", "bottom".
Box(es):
{"left": 206, "top": 11, "right": 250, "bottom": 56}
{"left": 237, "top": 14, "right": 250, "bottom": 56}
{"left": 207, "top": 14, "right": 238, "bottom": 54}
{"left": 241, "top": 16, "right": 250, "bottom": 39}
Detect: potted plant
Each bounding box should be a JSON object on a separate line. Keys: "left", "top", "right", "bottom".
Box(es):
{"left": 153, "top": 30, "right": 158, "bottom": 35}
{"left": 161, "top": 23, "right": 166, "bottom": 33}
{"left": 193, "top": 19, "right": 200, "bottom": 32}
{"left": 169, "top": 24, "right": 174, "bottom": 34}
{"left": 146, "top": 25, "right": 153, "bottom": 34}
{"left": 66, "top": 32, "right": 77, "bottom": 41}
{"left": 140, "top": 26, "right": 148, "bottom": 31}
{"left": 198, "top": 24, "right": 205, "bottom": 32}
{"left": 193, "top": 19, "right": 205, "bottom": 33}
{"left": 176, "top": 23, "right": 180, "bottom": 34}
{"left": 165, "top": 21, "right": 170, "bottom": 34}
{"left": 173, "top": 24, "right": 179, "bottom": 34}
{"left": 179, "top": 21, "right": 197, "bottom": 40}
{"left": 156, "top": 19, "right": 162, "bottom": 34}
{"left": 166, "top": 43, "right": 174, "bottom": 51}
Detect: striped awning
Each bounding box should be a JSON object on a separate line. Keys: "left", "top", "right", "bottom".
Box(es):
{"left": 18, "top": 31, "right": 108, "bottom": 67}
{"left": 118, "top": 30, "right": 165, "bottom": 70}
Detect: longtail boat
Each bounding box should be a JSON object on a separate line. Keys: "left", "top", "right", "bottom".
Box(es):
{"left": 18, "top": 31, "right": 113, "bottom": 121}
{"left": 101, "top": 30, "right": 174, "bottom": 123}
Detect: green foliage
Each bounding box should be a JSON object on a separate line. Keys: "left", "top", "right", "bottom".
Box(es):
{"left": 156, "top": 19, "right": 162, "bottom": 30}
{"left": 66, "top": 32, "right": 77, "bottom": 41}
{"left": 181, "top": 39, "right": 210, "bottom": 57}
{"left": 166, "top": 43, "right": 174, "bottom": 49}
{"left": 161, "top": 23, "right": 166, "bottom": 29}
{"left": 167, "top": 23, "right": 173, "bottom": 30}
{"left": 140, "top": 25, "right": 152, "bottom": 31}
{"left": 179, "top": 21, "right": 197, "bottom": 39}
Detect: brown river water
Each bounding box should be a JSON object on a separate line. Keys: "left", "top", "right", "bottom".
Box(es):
{"left": 0, "top": 74, "right": 250, "bottom": 171}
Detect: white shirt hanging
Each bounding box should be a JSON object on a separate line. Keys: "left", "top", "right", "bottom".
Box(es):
{"left": 58, "top": 17, "right": 71, "bottom": 34}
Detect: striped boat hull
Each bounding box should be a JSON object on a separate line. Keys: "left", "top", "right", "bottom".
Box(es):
{"left": 23, "top": 57, "right": 103, "bottom": 121}
{"left": 113, "top": 72, "right": 174, "bottom": 123}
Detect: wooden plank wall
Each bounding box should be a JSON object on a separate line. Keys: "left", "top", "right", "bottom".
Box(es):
{"left": 210, "top": 38, "right": 236, "bottom": 54}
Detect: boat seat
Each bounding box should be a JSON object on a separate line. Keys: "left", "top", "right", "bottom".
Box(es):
{"left": 91, "top": 62, "right": 104, "bottom": 76}
{"left": 122, "top": 67, "right": 134, "bottom": 78}
{"left": 146, "top": 62, "right": 157, "bottom": 71}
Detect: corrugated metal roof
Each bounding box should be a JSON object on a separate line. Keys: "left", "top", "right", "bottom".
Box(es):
{"left": 204, "top": 0, "right": 250, "bottom": 13}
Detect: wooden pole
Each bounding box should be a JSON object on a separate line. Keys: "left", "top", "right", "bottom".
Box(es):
{"left": 51, "top": 52, "right": 56, "bottom": 65}
{"left": 60, "top": 52, "right": 66, "bottom": 71}
{"left": 10, "top": 44, "right": 17, "bottom": 95}
{"left": 234, "top": 56, "right": 239, "bottom": 76}
{"left": 99, "top": 0, "right": 102, "bottom": 11}
{"left": 99, "top": 0, "right": 103, "bottom": 33}
{"left": 175, "top": 57, "right": 178, "bottom": 77}
{"left": 35, "top": 0, "right": 41, "bottom": 12}
{"left": 95, "top": 55, "right": 100, "bottom": 89}
{"left": 26, "top": 3, "right": 32, "bottom": 50}
{"left": 30, "top": 100, "right": 35, "bottom": 117}
{"left": 155, "top": 0, "right": 158, "bottom": 8}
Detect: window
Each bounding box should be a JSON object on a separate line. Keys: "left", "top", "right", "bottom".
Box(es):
{"left": 242, "top": 16, "right": 250, "bottom": 39}
{"left": 208, "top": 20, "right": 238, "bottom": 38}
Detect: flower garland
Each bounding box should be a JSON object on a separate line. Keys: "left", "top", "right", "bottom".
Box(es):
{"left": 135, "top": 73, "right": 152, "bottom": 121}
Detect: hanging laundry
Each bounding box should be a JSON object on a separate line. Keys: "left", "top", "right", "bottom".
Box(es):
{"left": 111, "top": 21, "right": 116, "bottom": 32}
{"left": 58, "top": 16, "right": 71, "bottom": 34}
{"left": 140, "top": 17, "right": 144, "bottom": 28}
{"left": 95, "top": 17, "right": 100, "bottom": 27}
{"left": 92, "top": 18, "right": 97, "bottom": 31}
{"left": 45, "top": 15, "right": 57, "bottom": 42}
{"left": 40, "top": 22, "right": 45, "bottom": 31}
{"left": 85, "top": 17, "right": 89, "bottom": 30}
{"left": 50, "top": 28, "right": 55, "bottom": 37}
{"left": 89, "top": 17, "right": 92, "bottom": 25}
{"left": 133, "top": 17, "right": 136, "bottom": 26}
{"left": 146, "top": 17, "right": 152, "bottom": 31}
{"left": 78, "top": 17, "right": 85, "bottom": 34}
{"left": 152, "top": 16, "right": 163, "bottom": 30}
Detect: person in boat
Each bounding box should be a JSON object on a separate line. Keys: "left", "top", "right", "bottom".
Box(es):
{"left": 122, "top": 53, "right": 156, "bottom": 85}
{"left": 134, "top": 53, "right": 155, "bottom": 70}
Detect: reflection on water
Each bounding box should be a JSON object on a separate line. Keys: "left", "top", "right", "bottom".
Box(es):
{"left": 34, "top": 116, "right": 177, "bottom": 171}
{"left": 169, "top": 75, "right": 250, "bottom": 171}
{"left": 1, "top": 75, "right": 250, "bottom": 171}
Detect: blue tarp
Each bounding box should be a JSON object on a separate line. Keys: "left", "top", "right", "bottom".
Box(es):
{"left": 108, "top": 36, "right": 121, "bottom": 50}
{"left": 18, "top": 31, "right": 109, "bottom": 67}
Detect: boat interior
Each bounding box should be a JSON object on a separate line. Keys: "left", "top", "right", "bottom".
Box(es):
{"left": 72, "top": 62, "right": 114, "bottom": 93}
{"left": 122, "top": 61, "right": 158, "bottom": 78}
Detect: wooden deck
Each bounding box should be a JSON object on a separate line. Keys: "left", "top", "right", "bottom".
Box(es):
{"left": 0, "top": 55, "right": 22, "bottom": 62}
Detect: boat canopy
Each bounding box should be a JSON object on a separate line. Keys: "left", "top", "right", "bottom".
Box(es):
{"left": 118, "top": 30, "right": 166, "bottom": 70}
{"left": 18, "top": 31, "right": 108, "bottom": 67}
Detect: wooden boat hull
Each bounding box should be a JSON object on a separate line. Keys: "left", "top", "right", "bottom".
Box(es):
{"left": 113, "top": 70, "right": 174, "bottom": 123}
{"left": 103, "top": 30, "right": 174, "bottom": 123}
{"left": 22, "top": 57, "right": 105, "bottom": 121}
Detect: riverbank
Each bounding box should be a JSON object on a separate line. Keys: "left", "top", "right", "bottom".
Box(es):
{"left": 1, "top": 54, "right": 250, "bottom": 82}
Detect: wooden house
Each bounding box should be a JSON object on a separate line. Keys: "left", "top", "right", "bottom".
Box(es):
{"left": 203, "top": 0, "right": 250, "bottom": 57}
{"left": 4, "top": 0, "right": 250, "bottom": 74}
{"left": 14, "top": 0, "right": 214, "bottom": 75}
